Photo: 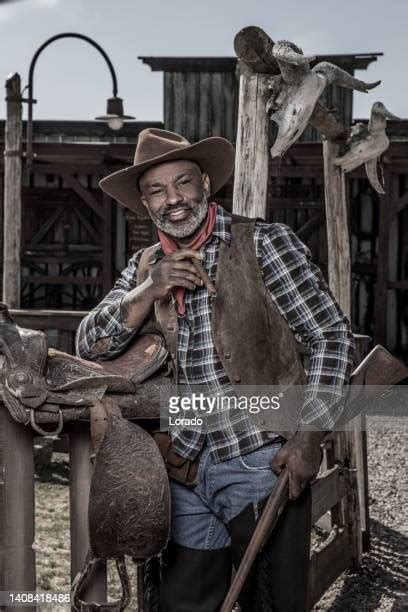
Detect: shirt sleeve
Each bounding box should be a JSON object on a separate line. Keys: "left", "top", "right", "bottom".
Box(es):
{"left": 256, "top": 222, "right": 356, "bottom": 431}
{"left": 75, "top": 249, "right": 146, "bottom": 361}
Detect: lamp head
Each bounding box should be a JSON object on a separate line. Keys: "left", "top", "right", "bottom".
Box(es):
{"left": 95, "top": 96, "right": 135, "bottom": 131}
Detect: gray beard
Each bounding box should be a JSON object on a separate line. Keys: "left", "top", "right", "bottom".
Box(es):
{"left": 148, "top": 195, "right": 209, "bottom": 239}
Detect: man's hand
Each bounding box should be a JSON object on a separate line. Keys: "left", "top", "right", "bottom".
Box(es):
{"left": 120, "top": 249, "right": 205, "bottom": 329}
{"left": 150, "top": 249, "right": 205, "bottom": 300}
{"left": 271, "top": 431, "right": 325, "bottom": 500}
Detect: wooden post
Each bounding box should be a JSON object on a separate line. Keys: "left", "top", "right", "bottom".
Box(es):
{"left": 322, "top": 140, "right": 351, "bottom": 314}
{"left": 0, "top": 405, "right": 36, "bottom": 612}
{"left": 3, "top": 73, "right": 22, "bottom": 308}
{"left": 374, "top": 167, "right": 391, "bottom": 347}
{"left": 232, "top": 69, "right": 270, "bottom": 218}
{"left": 1, "top": 76, "right": 33, "bottom": 612}
{"left": 102, "top": 192, "right": 113, "bottom": 295}
{"left": 232, "top": 25, "right": 371, "bottom": 578}
{"left": 69, "top": 423, "right": 107, "bottom": 603}
{"left": 322, "top": 138, "right": 363, "bottom": 567}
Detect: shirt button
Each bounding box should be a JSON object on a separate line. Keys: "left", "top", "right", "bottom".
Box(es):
{"left": 234, "top": 376, "right": 241, "bottom": 383}
{"left": 224, "top": 351, "right": 231, "bottom": 359}
{"left": 167, "top": 326, "right": 175, "bottom": 332}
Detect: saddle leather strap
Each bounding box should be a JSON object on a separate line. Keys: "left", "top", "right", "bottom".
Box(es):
{"left": 151, "top": 431, "right": 200, "bottom": 488}
{"left": 89, "top": 399, "right": 110, "bottom": 462}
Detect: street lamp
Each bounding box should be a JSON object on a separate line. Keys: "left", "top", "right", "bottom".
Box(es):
{"left": 25, "top": 32, "right": 135, "bottom": 162}
{"left": 95, "top": 96, "right": 134, "bottom": 131}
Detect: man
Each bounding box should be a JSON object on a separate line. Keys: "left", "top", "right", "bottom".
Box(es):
{"left": 76, "top": 128, "right": 355, "bottom": 611}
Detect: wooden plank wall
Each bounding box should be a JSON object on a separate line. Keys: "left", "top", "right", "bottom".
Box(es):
{"left": 164, "top": 71, "right": 238, "bottom": 142}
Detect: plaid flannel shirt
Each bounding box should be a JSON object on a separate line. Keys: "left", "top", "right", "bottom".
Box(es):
{"left": 76, "top": 204, "right": 355, "bottom": 462}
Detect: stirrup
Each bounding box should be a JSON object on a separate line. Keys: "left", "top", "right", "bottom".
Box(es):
{"left": 71, "top": 550, "right": 131, "bottom": 612}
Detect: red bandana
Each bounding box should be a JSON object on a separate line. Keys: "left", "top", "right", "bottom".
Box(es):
{"left": 157, "top": 201, "right": 218, "bottom": 315}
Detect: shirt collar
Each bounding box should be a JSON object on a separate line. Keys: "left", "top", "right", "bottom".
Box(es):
{"left": 211, "top": 203, "right": 232, "bottom": 246}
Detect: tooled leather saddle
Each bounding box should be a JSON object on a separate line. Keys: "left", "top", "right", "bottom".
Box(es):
{"left": 0, "top": 303, "right": 172, "bottom": 611}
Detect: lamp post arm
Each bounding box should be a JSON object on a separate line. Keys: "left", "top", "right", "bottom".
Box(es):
{"left": 26, "top": 32, "right": 119, "bottom": 162}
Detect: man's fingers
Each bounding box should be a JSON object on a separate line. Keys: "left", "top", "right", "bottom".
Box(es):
{"left": 168, "top": 276, "right": 196, "bottom": 291}
{"left": 288, "top": 471, "right": 304, "bottom": 501}
{"left": 169, "top": 271, "right": 203, "bottom": 286}
{"left": 271, "top": 452, "right": 285, "bottom": 475}
{"left": 171, "top": 249, "right": 204, "bottom": 261}
{"left": 172, "top": 261, "right": 203, "bottom": 274}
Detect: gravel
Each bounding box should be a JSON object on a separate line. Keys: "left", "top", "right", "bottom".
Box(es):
{"left": 315, "top": 421, "right": 408, "bottom": 611}
{"left": 34, "top": 418, "right": 407, "bottom": 611}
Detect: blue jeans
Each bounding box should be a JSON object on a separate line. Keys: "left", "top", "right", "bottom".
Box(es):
{"left": 170, "top": 440, "right": 282, "bottom": 550}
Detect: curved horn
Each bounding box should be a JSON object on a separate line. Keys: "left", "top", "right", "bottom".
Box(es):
{"left": 313, "top": 62, "right": 381, "bottom": 92}
{"left": 365, "top": 158, "right": 385, "bottom": 194}
{"left": 272, "top": 40, "right": 315, "bottom": 66}
{"left": 371, "top": 101, "right": 400, "bottom": 120}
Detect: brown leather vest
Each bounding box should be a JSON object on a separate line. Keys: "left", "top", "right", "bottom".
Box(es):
{"left": 136, "top": 214, "right": 306, "bottom": 404}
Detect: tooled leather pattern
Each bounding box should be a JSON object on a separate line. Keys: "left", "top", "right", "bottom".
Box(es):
{"left": 0, "top": 305, "right": 169, "bottom": 425}
{"left": 89, "top": 409, "right": 170, "bottom": 559}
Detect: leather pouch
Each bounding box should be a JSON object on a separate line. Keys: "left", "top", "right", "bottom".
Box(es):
{"left": 151, "top": 431, "right": 200, "bottom": 488}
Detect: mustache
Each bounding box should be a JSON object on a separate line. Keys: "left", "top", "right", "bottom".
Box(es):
{"left": 158, "top": 205, "right": 192, "bottom": 221}
{"left": 164, "top": 205, "right": 191, "bottom": 216}
{"left": 156, "top": 196, "right": 208, "bottom": 223}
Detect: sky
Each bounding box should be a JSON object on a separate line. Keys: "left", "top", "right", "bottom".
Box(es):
{"left": 0, "top": 0, "right": 407, "bottom": 124}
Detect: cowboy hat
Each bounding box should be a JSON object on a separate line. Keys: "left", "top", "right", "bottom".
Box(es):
{"left": 99, "top": 128, "right": 235, "bottom": 215}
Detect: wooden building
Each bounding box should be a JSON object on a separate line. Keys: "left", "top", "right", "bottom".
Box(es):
{"left": 0, "top": 51, "right": 407, "bottom": 361}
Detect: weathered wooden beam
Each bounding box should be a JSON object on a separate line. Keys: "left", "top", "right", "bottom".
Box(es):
{"left": 322, "top": 139, "right": 365, "bottom": 568}
{"left": 69, "top": 423, "right": 107, "bottom": 602}
{"left": 374, "top": 167, "right": 392, "bottom": 347}
{"left": 311, "top": 466, "right": 346, "bottom": 525}
{"left": 102, "top": 192, "right": 113, "bottom": 295}
{"left": 232, "top": 71, "right": 270, "bottom": 218}
{"left": 73, "top": 207, "right": 102, "bottom": 244}
{"left": 19, "top": 276, "right": 101, "bottom": 286}
{"left": 307, "top": 528, "right": 350, "bottom": 609}
{"left": 322, "top": 140, "right": 351, "bottom": 314}
{"left": 3, "top": 74, "right": 23, "bottom": 308}
{"left": 10, "top": 309, "right": 88, "bottom": 331}
{"left": 0, "top": 405, "right": 36, "bottom": 612}
{"left": 296, "top": 211, "right": 325, "bottom": 240}
{"left": 388, "top": 280, "right": 408, "bottom": 289}
{"left": 270, "top": 199, "right": 324, "bottom": 210}
{"left": 29, "top": 206, "right": 64, "bottom": 247}
{"left": 59, "top": 171, "right": 104, "bottom": 219}
{"left": 390, "top": 185, "right": 408, "bottom": 219}
{"left": 234, "top": 26, "right": 279, "bottom": 74}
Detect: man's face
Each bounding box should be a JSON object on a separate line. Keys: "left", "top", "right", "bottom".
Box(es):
{"left": 139, "top": 159, "right": 210, "bottom": 239}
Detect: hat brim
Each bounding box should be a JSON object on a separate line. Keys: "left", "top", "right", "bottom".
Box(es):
{"left": 99, "top": 137, "right": 235, "bottom": 216}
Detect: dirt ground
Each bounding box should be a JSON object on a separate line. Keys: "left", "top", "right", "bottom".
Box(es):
{"left": 34, "top": 423, "right": 407, "bottom": 611}
{"left": 315, "top": 425, "right": 408, "bottom": 611}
